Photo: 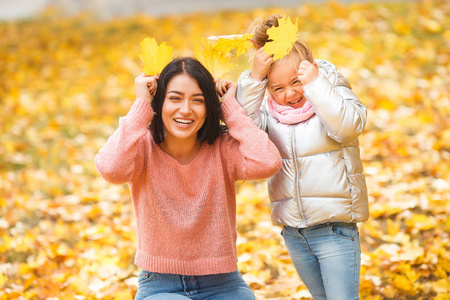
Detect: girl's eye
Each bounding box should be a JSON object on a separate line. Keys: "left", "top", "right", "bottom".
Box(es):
{"left": 169, "top": 97, "right": 181, "bottom": 101}
{"left": 293, "top": 80, "right": 300, "bottom": 85}
{"left": 194, "top": 98, "right": 204, "bottom": 103}
{"left": 274, "top": 88, "right": 283, "bottom": 92}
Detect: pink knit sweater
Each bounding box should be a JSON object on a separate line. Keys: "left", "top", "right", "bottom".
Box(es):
{"left": 95, "top": 96, "right": 281, "bottom": 275}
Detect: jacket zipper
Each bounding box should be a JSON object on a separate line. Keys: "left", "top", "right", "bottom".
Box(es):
{"left": 291, "top": 126, "right": 305, "bottom": 227}
{"left": 340, "top": 145, "right": 355, "bottom": 221}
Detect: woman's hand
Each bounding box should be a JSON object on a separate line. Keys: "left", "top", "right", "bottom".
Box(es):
{"left": 251, "top": 48, "right": 273, "bottom": 82}
{"left": 135, "top": 73, "right": 159, "bottom": 104}
{"left": 298, "top": 60, "right": 319, "bottom": 86}
{"left": 215, "top": 79, "right": 237, "bottom": 99}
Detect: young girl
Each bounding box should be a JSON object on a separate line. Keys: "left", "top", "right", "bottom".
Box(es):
{"left": 236, "top": 15, "right": 369, "bottom": 299}
{"left": 95, "top": 57, "right": 281, "bottom": 299}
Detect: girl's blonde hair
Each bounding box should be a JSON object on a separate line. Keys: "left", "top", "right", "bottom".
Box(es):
{"left": 249, "top": 14, "right": 315, "bottom": 64}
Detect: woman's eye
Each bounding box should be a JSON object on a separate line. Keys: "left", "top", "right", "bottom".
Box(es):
{"left": 194, "top": 98, "right": 204, "bottom": 103}
{"left": 169, "top": 97, "right": 181, "bottom": 101}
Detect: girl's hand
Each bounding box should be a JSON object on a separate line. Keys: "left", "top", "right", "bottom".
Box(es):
{"left": 251, "top": 48, "right": 273, "bottom": 82}
{"left": 135, "top": 73, "right": 159, "bottom": 104}
{"left": 215, "top": 79, "right": 237, "bottom": 99}
{"left": 298, "top": 60, "right": 319, "bottom": 86}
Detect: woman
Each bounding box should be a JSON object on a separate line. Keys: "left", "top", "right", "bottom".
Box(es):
{"left": 95, "top": 57, "right": 281, "bottom": 299}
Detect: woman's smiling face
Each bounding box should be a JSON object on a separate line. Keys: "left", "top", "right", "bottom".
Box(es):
{"left": 161, "top": 73, "right": 207, "bottom": 142}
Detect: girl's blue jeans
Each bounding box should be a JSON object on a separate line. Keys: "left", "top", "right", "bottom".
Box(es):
{"left": 134, "top": 269, "right": 255, "bottom": 300}
{"left": 282, "top": 223, "right": 361, "bottom": 300}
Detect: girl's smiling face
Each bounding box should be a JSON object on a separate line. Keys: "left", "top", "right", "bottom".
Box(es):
{"left": 267, "top": 55, "right": 306, "bottom": 109}
{"left": 161, "top": 74, "right": 207, "bottom": 142}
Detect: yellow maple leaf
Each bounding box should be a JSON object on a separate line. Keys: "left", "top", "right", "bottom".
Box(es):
{"left": 213, "top": 33, "right": 254, "bottom": 57}
{"left": 194, "top": 36, "right": 235, "bottom": 79}
{"left": 263, "top": 16, "right": 299, "bottom": 61}
{"left": 138, "top": 37, "right": 173, "bottom": 75}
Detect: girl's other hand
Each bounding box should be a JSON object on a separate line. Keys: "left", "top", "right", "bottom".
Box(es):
{"left": 135, "top": 73, "right": 159, "bottom": 104}
{"left": 251, "top": 48, "right": 273, "bottom": 82}
{"left": 298, "top": 60, "right": 319, "bottom": 86}
{"left": 215, "top": 79, "right": 237, "bottom": 99}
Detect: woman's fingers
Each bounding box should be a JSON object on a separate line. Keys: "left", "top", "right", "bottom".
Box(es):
{"left": 223, "top": 81, "right": 237, "bottom": 98}
{"left": 215, "top": 79, "right": 234, "bottom": 97}
{"left": 135, "top": 74, "right": 159, "bottom": 102}
{"left": 215, "top": 80, "right": 224, "bottom": 96}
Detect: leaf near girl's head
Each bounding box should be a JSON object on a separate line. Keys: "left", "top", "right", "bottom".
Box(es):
{"left": 213, "top": 33, "right": 254, "bottom": 57}
{"left": 138, "top": 37, "right": 173, "bottom": 75}
{"left": 263, "top": 16, "right": 299, "bottom": 61}
{"left": 194, "top": 36, "right": 236, "bottom": 79}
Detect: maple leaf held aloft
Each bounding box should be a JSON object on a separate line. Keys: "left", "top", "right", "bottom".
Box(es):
{"left": 263, "top": 16, "right": 299, "bottom": 61}
{"left": 194, "top": 36, "right": 236, "bottom": 79}
{"left": 212, "top": 33, "right": 254, "bottom": 57}
{"left": 138, "top": 37, "right": 173, "bottom": 75}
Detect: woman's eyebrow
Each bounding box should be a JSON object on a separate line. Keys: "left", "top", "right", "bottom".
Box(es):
{"left": 167, "top": 90, "right": 183, "bottom": 95}
{"left": 167, "top": 91, "right": 204, "bottom": 97}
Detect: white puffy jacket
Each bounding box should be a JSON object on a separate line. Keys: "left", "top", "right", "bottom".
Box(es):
{"left": 236, "top": 59, "right": 369, "bottom": 228}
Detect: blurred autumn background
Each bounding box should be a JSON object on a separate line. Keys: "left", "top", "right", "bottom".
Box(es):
{"left": 1, "top": 0, "right": 449, "bottom": 299}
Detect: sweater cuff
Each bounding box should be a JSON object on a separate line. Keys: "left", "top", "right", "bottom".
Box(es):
{"left": 127, "top": 98, "right": 155, "bottom": 123}
{"left": 221, "top": 96, "right": 245, "bottom": 120}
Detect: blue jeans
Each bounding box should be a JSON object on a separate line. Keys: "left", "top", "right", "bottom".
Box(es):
{"left": 134, "top": 269, "right": 255, "bottom": 300}
{"left": 282, "top": 223, "right": 361, "bottom": 300}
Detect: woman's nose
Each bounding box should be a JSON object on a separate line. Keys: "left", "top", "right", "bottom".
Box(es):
{"left": 179, "top": 100, "right": 191, "bottom": 114}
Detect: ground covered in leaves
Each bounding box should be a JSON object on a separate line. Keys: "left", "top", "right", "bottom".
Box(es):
{"left": 1, "top": 0, "right": 449, "bottom": 299}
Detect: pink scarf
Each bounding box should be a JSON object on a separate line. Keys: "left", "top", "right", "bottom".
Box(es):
{"left": 267, "top": 95, "right": 315, "bottom": 125}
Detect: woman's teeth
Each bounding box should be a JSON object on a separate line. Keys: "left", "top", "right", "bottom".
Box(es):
{"left": 175, "top": 119, "right": 193, "bottom": 125}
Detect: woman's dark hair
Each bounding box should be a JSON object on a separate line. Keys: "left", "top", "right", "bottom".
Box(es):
{"left": 149, "top": 57, "right": 226, "bottom": 145}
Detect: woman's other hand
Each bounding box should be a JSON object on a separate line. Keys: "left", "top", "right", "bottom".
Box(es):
{"left": 215, "top": 79, "right": 237, "bottom": 99}
{"left": 135, "top": 73, "right": 159, "bottom": 104}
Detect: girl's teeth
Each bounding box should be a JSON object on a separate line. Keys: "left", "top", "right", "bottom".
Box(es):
{"left": 289, "top": 97, "right": 302, "bottom": 105}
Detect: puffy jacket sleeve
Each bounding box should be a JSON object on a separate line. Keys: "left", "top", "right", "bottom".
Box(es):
{"left": 94, "top": 99, "right": 154, "bottom": 184}
{"left": 304, "top": 60, "right": 367, "bottom": 143}
{"left": 220, "top": 95, "right": 281, "bottom": 181}
{"left": 236, "top": 70, "right": 269, "bottom": 131}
